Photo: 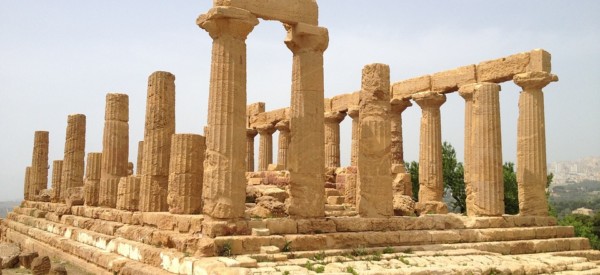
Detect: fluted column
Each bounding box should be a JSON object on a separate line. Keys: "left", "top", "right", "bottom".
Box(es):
{"left": 513, "top": 71, "right": 558, "bottom": 216}
{"left": 413, "top": 91, "right": 447, "bottom": 214}
{"left": 285, "top": 22, "right": 329, "bottom": 218}
{"left": 459, "top": 84, "right": 475, "bottom": 215}
{"left": 246, "top": 129, "right": 258, "bottom": 172}
{"left": 139, "top": 71, "right": 176, "bottom": 212}
{"left": 29, "top": 131, "right": 49, "bottom": 200}
{"left": 99, "top": 93, "right": 129, "bottom": 208}
{"left": 60, "top": 114, "right": 86, "bottom": 202}
{"left": 168, "top": 134, "right": 206, "bottom": 214}
{"left": 116, "top": 176, "right": 141, "bottom": 211}
{"left": 356, "top": 63, "right": 393, "bottom": 217}
{"left": 51, "top": 160, "right": 63, "bottom": 202}
{"left": 390, "top": 99, "right": 412, "bottom": 166}
{"left": 275, "top": 120, "right": 290, "bottom": 169}
{"left": 136, "top": 141, "right": 144, "bottom": 175}
{"left": 347, "top": 106, "right": 359, "bottom": 166}
{"left": 84, "top": 152, "right": 102, "bottom": 206}
{"left": 469, "top": 83, "right": 504, "bottom": 216}
{"left": 23, "top": 167, "right": 31, "bottom": 200}
{"left": 324, "top": 111, "right": 346, "bottom": 168}
{"left": 257, "top": 124, "right": 276, "bottom": 171}
{"left": 198, "top": 7, "right": 258, "bottom": 219}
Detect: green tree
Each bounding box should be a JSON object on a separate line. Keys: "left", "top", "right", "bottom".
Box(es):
{"left": 559, "top": 214, "right": 600, "bottom": 249}
{"left": 406, "top": 161, "right": 419, "bottom": 201}
{"left": 503, "top": 162, "right": 519, "bottom": 215}
{"left": 442, "top": 142, "right": 466, "bottom": 213}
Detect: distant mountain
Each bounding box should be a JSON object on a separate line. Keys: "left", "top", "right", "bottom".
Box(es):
{"left": 0, "top": 201, "right": 20, "bottom": 218}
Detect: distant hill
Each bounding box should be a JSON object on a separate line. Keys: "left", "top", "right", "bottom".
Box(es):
{"left": 0, "top": 201, "right": 20, "bottom": 218}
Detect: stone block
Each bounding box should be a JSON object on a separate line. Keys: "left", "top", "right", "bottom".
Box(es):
{"left": 527, "top": 49, "right": 551, "bottom": 72}
{"left": 65, "top": 187, "right": 84, "bottom": 207}
{"left": 477, "top": 52, "right": 530, "bottom": 82}
{"left": 260, "top": 246, "right": 280, "bottom": 254}
{"left": 31, "top": 255, "right": 51, "bottom": 275}
{"left": 213, "top": 0, "right": 318, "bottom": 25}
{"left": 326, "top": 196, "right": 345, "bottom": 205}
{"left": 430, "top": 230, "right": 461, "bottom": 244}
{"left": 297, "top": 219, "right": 336, "bottom": 234}
{"left": 284, "top": 234, "right": 327, "bottom": 251}
{"left": 332, "top": 217, "right": 372, "bottom": 232}
{"left": 391, "top": 75, "right": 431, "bottom": 99}
{"left": 372, "top": 217, "right": 405, "bottom": 231}
{"left": 265, "top": 218, "right": 297, "bottom": 234}
{"left": 252, "top": 228, "right": 270, "bottom": 236}
{"left": 431, "top": 65, "right": 476, "bottom": 92}
{"left": 18, "top": 251, "right": 39, "bottom": 269}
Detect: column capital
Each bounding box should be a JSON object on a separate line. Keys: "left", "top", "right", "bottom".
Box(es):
{"left": 390, "top": 98, "right": 412, "bottom": 114}
{"left": 246, "top": 128, "right": 257, "bottom": 138}
{"left": 459, "top": 82, "right": 502, "bottom": 100}
{"left": 284, "top": 22, "right": 329, "bottom": 54}
{"left": 347, "top": 106, "right": 359, "bottom": 120}
{"left": 275, "top": 120, "right": 290, "bottom": 132}
{"left": 324, "top": 111, "right": 346, "bottom": 124}
{"left": 197, "top": 7, "right": 258, "bottom": 40}
{"left": 513, "top": 71, "right": 558, "bottom": 90}
{"left": 256, "top": 123, "right": 275, "bottom": 135}
{"left": 412, "top": 91, "right": 446, "bottom": 109}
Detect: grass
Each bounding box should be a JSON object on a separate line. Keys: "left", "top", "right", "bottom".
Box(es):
{"left": 311, "top": 250, "right": 326, "bottom": 261}
{"left": 219, "top": 241, "right": 232, "bottom": 257}
{"left": 282, "top": 240, "right": 292, "bottom": 252}
{"left": 346, "top": 266, "right": 359, "bottom": 275}
{"left": 382, "top": 246, "right": 395, "bottom": 254}
{"left": 350, "top": 246, "right": 368, "bottom": 257}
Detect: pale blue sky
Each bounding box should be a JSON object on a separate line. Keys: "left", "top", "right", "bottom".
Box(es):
{"left": 1, "top": 1, "right": 599, "bottom": 201}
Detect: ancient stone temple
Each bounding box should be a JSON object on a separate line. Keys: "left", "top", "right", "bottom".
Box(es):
{"left": 2, "top": 1, "right": 597, "bottom": 274}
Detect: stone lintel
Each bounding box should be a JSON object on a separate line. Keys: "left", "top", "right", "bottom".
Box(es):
{"left": 431, "top": 64, "right": 476, "bottom": 93}
{"left": 392, "top": 75, "right": 431, "bottom": 100}
{"left": 330, "top": 91, "right": 359, "bottom": 113}
{"left": 249, "top": 108, "right": 289, "bottom": 128}
{"left": 213, "top": 0, "right": 318, "bottom": 25}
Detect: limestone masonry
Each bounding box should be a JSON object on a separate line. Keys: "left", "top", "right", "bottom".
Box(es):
{"left": 3, "top": 1, "right": 596, "bottom": 275}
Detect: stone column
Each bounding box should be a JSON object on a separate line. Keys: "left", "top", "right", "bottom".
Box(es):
{"left": 51, "top": 160, "right": 63, "bottom": 202}
{"left": 324, "top": 111, "right": 346, "bottom": 168}
{"left": 29, "top": 131, "right": 49, "bottom": 200}
{"left": 139, "top": 71, "right": 176, "bottom": 212}
{"left": 246, "top": 129, "right": 257, "bottom": 172}
{"left": 116, "top": 176, "right": 141, "bottom": 211}
{"left": 256, "top": 124, "right": 275, "bottom": 171}
{"left": 413, "top": 91, "right": 448, "bottom": 214}
{"left": 99, "top": 93, "right": 129, "bottom": 208}
{"left": 197, "top": 7, "right": 258, "bottom": 219}
{"left": 136, "top": 141, "right": 144, "bottom": 175}
{"left": 168, "top": 134, "right": 206, "bottom": 214}
{"left": 356, "top": 63, "right": 393, "bottom": 217}
{"left": 275, "top": 120, "right": 290, "bottom": 169}
{"left": 347, "top": 106, "right": 359, "bottom": 166}
{"left": 23, "top": 167, "right": 31, "bottom": 200}
{"left": 513, "top": 71, "right": 558, "bottom": 216}
{"left": 459, "top": 84, "right": 475, "bottom": 215}
{"left": 390, "top": 99, "right": 412, "bottom": 167}
{"left": 284, "top": 23, "right": 329, "bottom": 218}
{"left": 84, "top": 152, "right": 102, "bottom": 206}
{"left": 469, "top": 83, "right": 504, "bottom": 216}
{"left": 60, "top": 114, "right": 86, "bottom": 202}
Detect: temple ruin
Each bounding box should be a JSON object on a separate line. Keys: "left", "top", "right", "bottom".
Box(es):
{"left": 2, "top": 1, "right": 598, "bottom": 274}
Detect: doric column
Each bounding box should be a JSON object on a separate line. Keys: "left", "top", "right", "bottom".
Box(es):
{"left": 275, "top": 120, "right": 290, "bottom": 169}
{"left": 324, "top": 111, "right": 346, "bottom": 168}
{"left": 246, "top": 129, "right": 257, "bottom": 172}
{"left": 459, "top": 84, "right": 475, "bottom": 215}
{"left": 413, "top": 91, "right": 448, "bottom": 214}
{"left": 469, "top": 83, "right": 504, "bottom": 216}
{"left": 284, "top": 22, "right": 329, "bottom": 218}
{"left": 99, "top": 93, "right": 129, "bottom": 208}
{"left": 390, "top": 99, "right": 412, "bottom": 167}
{"left": 139, "top": 71, "right": 176, "bottom": 212}
{"left": 347, "top": 106, "right": 359, "bottom": 166}
{"left": 60, "top": 114, "right": 86, "bottom": 202}
{"left": 51, "top": 160, "right": 63, "bottom": 202}
{"left": 23, "top": 167, "right": 31, "bottom": 200}
{"left": 29, "top": 131, "right": 49, "bottom": 200}
{"left": 116, "top": 176, "right": 141, "bottom": 211}
{"left": 136, "top": 140, "right": 143, "bottom": 175}
{"left": 356, "top": 63, "right": 393, "bottom": 217}
{"left": 84, "top": 152, "right": 102, "bottom": 206}
{"left": 197, "top": 7, "right": 258, "bottom": 219}
{"left": 256, "top": 124, "right": 276, "bottom": 171}
{"left": 168, "top": 134, "right": 206, "bottom": 214}
{"left": 513, "top": 71, "right": 558, "bottom": 216}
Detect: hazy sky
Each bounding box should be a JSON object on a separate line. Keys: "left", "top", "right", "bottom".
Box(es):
{"left": 1, "top": 1, "right": 599, "bottom": 201}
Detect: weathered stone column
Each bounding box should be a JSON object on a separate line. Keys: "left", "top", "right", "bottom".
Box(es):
{"left": 99, "top": 93, "right": 129, "bottom": 208}
{"left": 356, "top": 63, "right": 393, "bottom": 217}
{"left": 459, "top": 84, "right": 475, "bottom": 216}
{"left": 275, "top": 120, "right": 290, "bottom": 169}
{"left": 116, "top": 176, "right": 141, "bottom": 211}
{"left": 29, "top": 131, "right": 49, "bottom": 200}
{"left": 23, "top": 167, "right": 31, "bottom": 200}
{"left": 285, "top": 23, "right": 329, "bottom": 218}
{"left": 198, "top": 7, "right": 258, "bottom": 219}
{"left": 84, "top": 152, "right": 102, "bottom": 206}
{"left": 168, "top": 134, "right": 206, "bottom": 214}
{"left": 51, "top": 160, "right": 63, "bottom": 202}
{"left": 413, "top": 91, "right": 448, "bottom": 214}
{"left": 513, "top": 71, "right": 558, "bottom": 216}
{"left": 324, "top": 111, "right": 346, "bottom": 168}
{"left": 256, "top": 124, "right": 275, "bottom": 171}
{"left": 246, "top": 129, "right": 257, "bottom": 172}
{"left": 60, "top": 114, "right": 86, "bottom": 202}
{"left": 347, "top": 106, "right": 359, "bottom": 166}
{"left": 136, "top": 141, "right": 144, "bottom": 175}
{"left": 139, "top": 71, "right": 176, "bottom": 212}
{"left": 468, "top": 83, "right": 504, "bottom": 216}
{"left": 390, "top": 99, "right": 412, "bottom": 166}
